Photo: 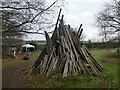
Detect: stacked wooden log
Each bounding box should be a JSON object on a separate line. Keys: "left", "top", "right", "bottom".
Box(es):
{"left": 31, "top": 9, "right": 103, "bottom": 77}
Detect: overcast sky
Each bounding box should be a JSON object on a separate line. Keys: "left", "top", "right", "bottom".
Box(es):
{"left": 25, "top": 0, "right": 112, "bottom": 41}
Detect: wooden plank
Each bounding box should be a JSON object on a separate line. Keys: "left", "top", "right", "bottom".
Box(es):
{"left": 57, "top": 36, "right": 66, "bottom": 74}
{"left": 54, "top": 8, "right": 62, "bottom": 37}
{"left": 82, "top": 45, "right": 101, "bottom": 73}
{"left": 40, "top": 60, "right": 44, "bottom": 74}
{"left": 65, "top": 26, "right": 79, "bottom": 61}
{"left": 31, "top": 47, "right": 47, "bottom": 72}
{"left": 31, "top": 12, "right": 103, "bottom": 77}
{"left": 64, "top": 25, "right": 83, "bottom": 74}
{"left": 78, "top": 28, "right": 83, "bottom": 38}
{"left": 53, "top": 56, "right": 59, "bottom": 70}
{"left": 68, "top": 29, "right": 85, "bottom": 70}
{"left": 80, "top": 47, "right": 98, "bottom": 74}
{"left": 75, "top": 61, "right": 83, "bottom": 75}
{"left": 77, "top": 24, "right": 82, "bottom": 36}
{"left": 83, "top": 45, "right": 103, "bottom": 71}
{"left": 44, "top": 31, "right": 53, "bottom": 55}
{"left": 44, "top": 46, "right": 55, "bottom": 74}
{"left": 63, "top": 58, "right": 69, "bottom": 77}
{"left": 46, "top": 58, "right": 56, "bottom": 76}
{"left": 51, "top": 8, "right": 61, "bottom": 45}
{"left": 42, "top": 55, "right": 49, "bottom": 74}
{"left": 31, "top": 9, "right": 62, "bottom": 73}
{"left": 72, "top": 30, "right": 103, "bottom": 73}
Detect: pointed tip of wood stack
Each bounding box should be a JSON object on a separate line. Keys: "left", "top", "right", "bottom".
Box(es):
{"left": 31, "top": 10, "right": 103, "bottom": 77}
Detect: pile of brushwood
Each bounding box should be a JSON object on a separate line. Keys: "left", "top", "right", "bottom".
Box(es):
{"left": 31, "top": 9, "right": 103, "bottom": 77}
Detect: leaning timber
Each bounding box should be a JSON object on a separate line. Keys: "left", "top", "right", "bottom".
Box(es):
{"left": 31, "top": 9, "right": 103, "bottom": 77}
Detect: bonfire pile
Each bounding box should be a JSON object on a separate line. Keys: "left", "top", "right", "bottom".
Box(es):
{"left": 31, "top": 9, "right": 103, "bottom": 77}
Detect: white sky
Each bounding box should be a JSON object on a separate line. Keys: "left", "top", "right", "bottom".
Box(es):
{"left": 25, "top": 0, "right": 112, "bottom": 41}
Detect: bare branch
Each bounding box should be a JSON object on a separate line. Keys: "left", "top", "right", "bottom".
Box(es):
{"left": 6, "top": 0, "right": 58, "bottom": 31}
{"left": 1, "top": 6, "right": 30, "bottom": 10}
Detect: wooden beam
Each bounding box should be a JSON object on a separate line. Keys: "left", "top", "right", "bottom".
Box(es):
{"left": 78, "top": 28, "right": 83, "bottom": 38}
{"left": 77, "top": 24, "right": 82, "bottom": 36}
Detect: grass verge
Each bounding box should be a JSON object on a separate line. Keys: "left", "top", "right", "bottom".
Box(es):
{"left": 22, "top": 48, "right": 119, "bottom": 88}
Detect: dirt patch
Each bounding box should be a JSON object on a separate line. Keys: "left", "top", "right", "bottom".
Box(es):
{"left": 2, "top": 53, "right": 26, "bottom": 62}
{"left": 2, "top": 53, "right": 32, "bottom": 88}
{"left": 105, "top": 53, "right": 119, "bottom": 59}
{"left": 100, "top": 53, "right": 119, "bottom": 65}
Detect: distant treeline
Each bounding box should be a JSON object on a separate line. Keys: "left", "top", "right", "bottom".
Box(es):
{"left": 2, "top": 40, "right": 119, "bottom": 58}
{"left": 29, "top": 41, "right": 120, "bottom": 50}
{"left": 84, "top": 42, "right": 120, "bottom": 49}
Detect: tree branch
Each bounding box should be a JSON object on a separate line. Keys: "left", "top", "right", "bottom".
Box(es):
{"left": 3, "top": 30, "right": 53, "bottom": 35}
{"left": 30, "top": 0, "right": 57, "bottom": 22}
{"left": 1, "top": 6, "right": 30, "bottom": 10}
{"left": 0, "top": 2, "right": 45, "bottom": 10}
{"left": 7, "top": 0, "right": 57, "bottom": 31}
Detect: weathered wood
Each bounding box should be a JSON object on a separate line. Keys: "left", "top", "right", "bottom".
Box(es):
{"left": 31, "top": 13, "right": 103, "bottom": 77}
{"left": 63, "top": 56, "right": 69, "bottom": 77}
{"left": 83, "top": 45, "right": 103, "bottom": 71}
{"left": 80, "top": 47, "right": 98, "bottom": 75}
{"left": 46, "top": 58, "right": 56, "bottom": 76}
{"left": 66, "top": 26, "right": 79, "bottom": 61}
{"left": 55, "top": 8, "right": 62, "bottom": 37}
{"left": 31, "top": 47, "right": 47, "bottom": 72}
{"left": 78, "top": 28, "right": 83, "bottom": 38}
{"left": 77, "top": 24, "right": 82, "bottom": 36}
{"left": 71, "top": 34, "right": 98, "bottom": 75}
{"left": 45, "top": 31, "right": 53, "bottom": 55}
{"left": 53, "top": 56, "right": 59, "bottom": 70}
{"left": 44, "top": 46, "right": 55, "bottom": 74}
{"left": 42, "top": 55, "right": 49, "bottom": 73}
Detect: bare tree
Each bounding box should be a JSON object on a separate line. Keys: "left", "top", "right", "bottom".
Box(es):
{"left": 1, "top": 10, "right": 25, "bottom": 57}
{"left": 1, "top": 0, "right": 64, "bottom": 35}
{"left": 1, "top": 0, "right": 64, "bottom": 57}
{"left": 2, "top": 10, "right": 24, "bottom": 45}
{"left": 96, "top": 0, "right": 120, "bottom": 42}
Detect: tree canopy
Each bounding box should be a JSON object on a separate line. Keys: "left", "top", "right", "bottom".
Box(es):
{"left": 96, "top": 0, "right": 120, "bottom": 42}
{"left": 1, "top": 0, "right": 64, "bottom": 57}
{"left": 1, "top": 0, "right": 64, "bottom": 35}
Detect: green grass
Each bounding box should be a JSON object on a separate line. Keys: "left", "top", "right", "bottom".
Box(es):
{"left": 25, "top": 40, "right": 46, "bottom": 45}
{"left": 22, "top": 48, "right": 119, "bottom": 88}
{"left": 2, "top": 48, "right": 119, "bottom": 88}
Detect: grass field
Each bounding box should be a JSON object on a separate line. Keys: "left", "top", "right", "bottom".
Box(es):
{"left": 23, "top": 48, "right": 119, "bottom": 88}
{"left": 2, "top": 48, "right": 119, "bottom": 88}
